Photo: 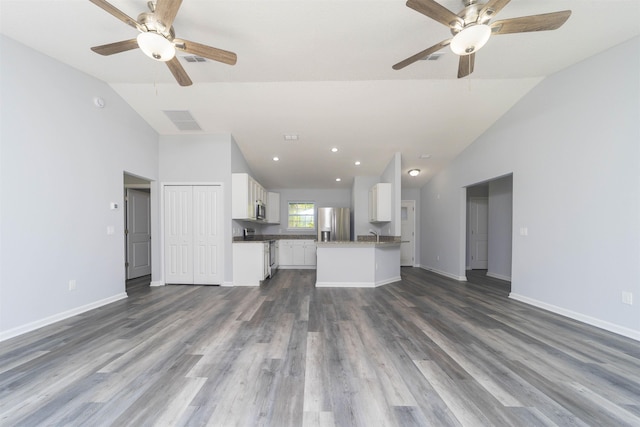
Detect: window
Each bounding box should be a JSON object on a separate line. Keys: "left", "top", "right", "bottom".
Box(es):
{"left": 288, "top": 202, "right": 315, "bottom": 229}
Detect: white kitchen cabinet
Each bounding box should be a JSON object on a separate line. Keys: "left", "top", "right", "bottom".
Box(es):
{"left": 303, "top": 241, "right": 317, "bottom": 266}
{"left": 266, "top": 192, "right": 280, "bottom": 224}
{"left": 232, "top": 173, "right": 266, "bottom": 221}
{"left": 278, "top": 240, "right": 294, "bottom": 266}
{"left": 279, "top": 239, "right": 316, "bottom": 269}
{"left": 233, "top": 242, "right": 268, "bottom": 286}
{"left": 369, "top": 182, "right": 391, "bottom": 222}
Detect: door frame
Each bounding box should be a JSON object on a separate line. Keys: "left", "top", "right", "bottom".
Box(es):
{"left": 125, "top": 188, "right": 152, "bottom": 279}
{"left": 160, "top": 182, "right": 225, "bottom": 286}
{"left": 124, "top": 173, "right": 153, "bottom": 285}
{"left": 400, "top": 199, "right": 416, "bottom": 267}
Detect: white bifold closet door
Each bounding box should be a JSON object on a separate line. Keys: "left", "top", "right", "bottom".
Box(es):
{"left": 164, "top": 185, "right": 222, "bottom": 285}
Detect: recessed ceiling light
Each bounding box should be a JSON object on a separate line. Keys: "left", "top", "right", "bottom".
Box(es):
{"left": 331, "top": 147, "right": 338, "bottom": 153}
{"left": 419, "top": 154, "right": 431, "bottom": 159}
{"left": 408, "top": 169, "right": 421, "bottom": 177}
{"left": 335, "top": 178, "right": 341, "bottom": 182}
{"left": 273, "top": 156, "right": 279, "bottom": 161}
{"left": 284, "top": 134, "right": 299, "bottom": 141}
{"left": 354, "top": 161, "right": 361, "bottom": 166}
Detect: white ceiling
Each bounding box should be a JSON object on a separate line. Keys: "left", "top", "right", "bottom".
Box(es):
{"left": 1, "top": 0, "right": 638, "bottom": 188}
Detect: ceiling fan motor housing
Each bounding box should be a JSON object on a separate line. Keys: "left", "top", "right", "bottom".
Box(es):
{"left": 137, "top": 12, "right": 174, "bottom": 38}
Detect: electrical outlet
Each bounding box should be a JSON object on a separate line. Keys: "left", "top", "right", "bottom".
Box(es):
{"left": 437, "top": 255, "right": 440, "bottom": 261}
{"left": 622, "top": 292, "right": 633, "bottom": 305}
{"left": 68, "top": 280, "right": 76, "bottom": 291}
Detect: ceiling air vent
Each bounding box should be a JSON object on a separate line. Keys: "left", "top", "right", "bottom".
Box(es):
{"left": 420, "top": 52, "right": 444, "bottom": 61}
{"left": 183, "top": 55, "right": 207, "bottom": 63}
{"left": 163, "top": 110, "right": 203, "bottom": 131}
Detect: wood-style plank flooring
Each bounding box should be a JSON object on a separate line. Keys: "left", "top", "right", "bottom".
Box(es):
{"left": 1, "top": 268, "right": 639, "bottom": 426}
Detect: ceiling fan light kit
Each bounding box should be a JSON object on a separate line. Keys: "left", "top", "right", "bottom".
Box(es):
{"left": 137, "top": 32, "right": 176, "bottom": 61}
{"left": 393, "top": 0, "right": 571, "bottom": 78}
{"left": 450, "top": 24, "right": 491, "bottom": 55}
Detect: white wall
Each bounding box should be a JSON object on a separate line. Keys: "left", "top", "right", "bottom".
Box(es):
{"left": 158, "top": 134, "right": 234, "bottom": 285}
{"left": 352, "top": 176, "right": 380, "bottom": 238}
{"left": 261, "top": 188, "right": 351, "bottom": 236}
{"left": 0, "top": 36, "right": 159, "bottom": 338}
{"left": 487, "top": 175, "right": 512, "bottom": 281}
{"left": 420, "top": 37, "right": 640, "bottom": 338}
{"left": 382, "top": 152, "right": 402, "bottom": 237}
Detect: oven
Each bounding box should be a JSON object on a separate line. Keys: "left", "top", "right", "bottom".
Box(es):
{"left": 268, "top": 240, "right": 277, "bottom": 276}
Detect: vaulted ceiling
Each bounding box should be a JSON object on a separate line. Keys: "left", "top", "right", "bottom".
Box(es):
{"left": 1, "top": 0, "right": 638, "bottom": 188}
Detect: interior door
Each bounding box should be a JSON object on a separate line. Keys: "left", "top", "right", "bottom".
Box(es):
{"left": 469, "top": 197, "right": 488, "bottom": 269}
{"left": 193, "top": 186, "right": 222, "bottom": 284}
{"left": 164, "top": 186, "right": 193, "bottom": 284}
{"left": 400, "top": 200, "right": 416, "bottom": 266}
{"left": 126, "top": 189, "right": 151, "bottom": 279}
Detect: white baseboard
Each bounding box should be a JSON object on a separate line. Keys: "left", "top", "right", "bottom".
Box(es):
{"left": 278, "top": 266, "right": 317, "bottom": 270}
{"left": 376, "top": 276, "right": 402, "bottom": 287}
{"left": 316, "top": 281, "right": 375, "bottom": 288}
{"left": 316, "top": 276, "right": 402, "bottom": 288}
{"left": 150, "top": 280, "right": 165, "bottom": 287}
{"left": 509, "top": 293, "right": 640, "bottom": 342}
{"left": 221, "top": 281, "right": 234, "bottom": 287}
{"left": 486, "top": 271, "right": 512, "bottom": 282}
{"left": 0, "top": 293, "right": 128, "bottom": 342}
{"left": 420, "top": 266, "right": 467, "bottom": 281}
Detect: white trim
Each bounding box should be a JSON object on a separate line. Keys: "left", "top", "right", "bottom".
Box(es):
{"left": 0, "top": 293, "right": 128, "bottom": 342}
{"left": 278, "top": 266, "right": 317, "bottom": 270}
{"left": 221, "top": 281, "right": 234, "bottom": 287}
{"left": 315, "top": 276, "right": 401, "bottom": 288}
{"left": 486, "top": 271, "right": 511, "bottom": 282}
{"left": 420, "top": 266, "right": 467, "bottom": 281}
{"left": 509, "top": 293, "right": 640, "bottom": 342}
{"left": 150, "top": 280, "right": 165, "bottom": 287}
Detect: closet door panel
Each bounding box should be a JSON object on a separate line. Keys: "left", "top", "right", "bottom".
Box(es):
{"left": 164, "top": 186, "right": 194, "bottom": 284}
{"left": 193, "top": 186, "right": 222, "bottom": 284}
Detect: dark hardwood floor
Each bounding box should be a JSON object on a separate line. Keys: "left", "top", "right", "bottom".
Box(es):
{"left": 1, "top": 268, "right": 639, "bottom": 426}
{"left": 126, "top": 274, "right": 151, "bottom": 293}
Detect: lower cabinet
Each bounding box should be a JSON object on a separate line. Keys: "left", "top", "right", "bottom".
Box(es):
{"left": 232, "top": 242, "right": 269, "bottom": 286}
{"left": 278, "top": 240, "right": 316, "bottom": 269}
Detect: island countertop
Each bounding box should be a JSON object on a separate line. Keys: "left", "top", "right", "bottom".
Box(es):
{"left": 316, "top": 241, "right": 400, "bottom": 248}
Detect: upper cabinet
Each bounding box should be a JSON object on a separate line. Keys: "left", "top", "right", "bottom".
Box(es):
{"left": 369, "top": 183, "right": 391, "bottom": 223}
{"left": 232, "top": 173, "right": 263, "bottom": 220}
{"left": 232, "top": 173, "right": 279, "bottom": 223}
{"left": 266, "top": 191, "right": 280, "bottom": 224}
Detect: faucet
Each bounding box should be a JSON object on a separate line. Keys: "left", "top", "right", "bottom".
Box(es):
{"left": 369, "top": 229, "right": 380, "bottom": 243}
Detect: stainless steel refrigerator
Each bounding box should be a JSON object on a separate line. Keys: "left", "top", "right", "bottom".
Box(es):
{"left": 317, "top": 207, "right": 351, "bottom": 242}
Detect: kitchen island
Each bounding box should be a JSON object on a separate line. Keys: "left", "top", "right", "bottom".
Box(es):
{"left": 315, "top": 241, "right": 401, "bottom": 287}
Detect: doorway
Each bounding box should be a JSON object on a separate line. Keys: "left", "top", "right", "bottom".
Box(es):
{"left": 468, "top": 197, "right": 488, "bottom": 269}
{"left": 465, "top": 175, "right": 513, "bottom": 287}
{"left": 124, "top": 173, "right": 152, "bottom": 289}
{"left": 400, "top": 200, "right": 416, "bottom": 266}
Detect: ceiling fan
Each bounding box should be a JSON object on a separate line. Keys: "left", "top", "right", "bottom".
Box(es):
{"left": 393, "top": 0, "right": 571, "bottom": 78}
{"left": 88, "top": 0, "right": 237, "bottom": 86}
